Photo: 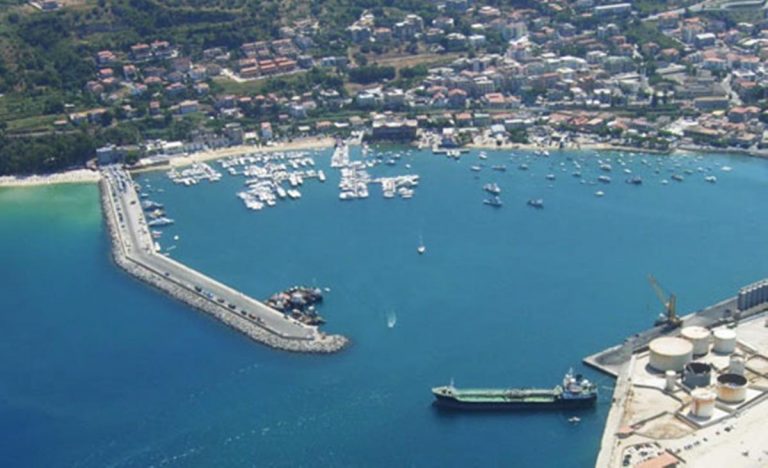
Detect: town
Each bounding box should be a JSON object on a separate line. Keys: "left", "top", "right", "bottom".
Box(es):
{"left": 5, "top": 0, "right": 768, "bottom": 172}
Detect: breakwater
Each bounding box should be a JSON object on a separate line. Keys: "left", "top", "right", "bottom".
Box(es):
{"left": 99, "top": 169, "right": 348, "bottom": 353}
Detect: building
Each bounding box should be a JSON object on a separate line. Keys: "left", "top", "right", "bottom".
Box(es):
{"left": 370, "top": 120, "right": 418, "bottom": 141}
{"left": 261, "top": 122, "right": 273, "bottom": 140}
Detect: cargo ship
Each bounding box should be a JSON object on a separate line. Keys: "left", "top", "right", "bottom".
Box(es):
{"left": 431, "top": 370, "right": 597, "bottom": 410}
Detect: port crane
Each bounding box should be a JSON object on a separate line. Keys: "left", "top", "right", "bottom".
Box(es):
{"left": 648, "top": 275, "right": 682, "bottom": 328}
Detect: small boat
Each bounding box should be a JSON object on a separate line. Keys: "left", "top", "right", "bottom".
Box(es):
{"left": 518, "top": 163, "right": 529, "bottom": 171}
{"left": 625, "top": 176, "right": 642, "bottom": 185}
{"left": 705, "top": 175, "right": 717, "bottom": 183}
{"left": 483, "top": 183, "right": 501, "bottom": 195}
{"left": 479, "top": 152, "right": 488, "bottom": 160}
{"left": 492, "top": 165, "right": 507, "bottom": 172}
{"left": 568, "top": 416, "right": 581, "bottom": 424}
{"left": 671, "top": 174, "right": 684, "bottom": 182}
{"left": 470, "top": 165, "right": 482, "bottom": 172}
{"left": 595, "top": 190, "right": 604, "bottom": 197}
{"left": 545, "top": 174, "right": 556, "bottom": 181}
{"left": 387, "top": 311, "right": 397, "bottom": 328}
{"left": 527, "top": 198, "right": 544, "bottom": 209}
{"left": 483, "top": 196, "right": 503, "bottom": 207}
{"left": 597, "top": 175, "right": 611, "bottom": 184}
{"left": 417, "top": 235, "right": 426, "bottom": 255}
{"left": 721, "top": 166, "right": 733, "bottom": 172}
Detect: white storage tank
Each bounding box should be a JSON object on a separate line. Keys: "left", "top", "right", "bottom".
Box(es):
{"left": 681, "top": 326, "right": 711, "bottom": 356}
{"left": 665, "top": 370, "right": 676, "bottom": 392}
{"left": 717, "top": 373, "right": 748, "bottom": 404}
{"left": 729, "top": 353, "right": 746, "bottom": 376}
{"left": 690, "top": 388, "right": 716, "bottom": 419}
{"left": 649, "top": 337, "right": 693, "bottom": 372}
{"left": 713, "top": 329, "right": 737, "bottom": 354}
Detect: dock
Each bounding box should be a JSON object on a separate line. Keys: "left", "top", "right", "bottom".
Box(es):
{"left": 586, "top": 286, "right": 768, "bottom": 467}
{"left": 584, "top": 296, "right": 740, "bottom": 376}
{"left": 100, "top": 166, "right": 348, "bottom": 353}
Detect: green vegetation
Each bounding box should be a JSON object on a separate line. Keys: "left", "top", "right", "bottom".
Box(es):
{"left": 348, "top": 64, "right": 395, "bottom": 84}
{"left": 0, "top": 131, "right": 96, "bottom": 175}
{"left": 625, "top": 22, "right": 682, "bottom": 52}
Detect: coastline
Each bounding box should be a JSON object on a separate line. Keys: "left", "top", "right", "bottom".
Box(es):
{"left": 0, "top": 168, "right": 101, "bottom": 188}
{"left": 2, "top": 137, "right": 762, "bottom": 188}
{"left": 131, "top": 136, "right": 336, "bottom": 173}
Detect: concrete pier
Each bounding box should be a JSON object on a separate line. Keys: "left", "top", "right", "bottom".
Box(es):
{"left": 584, "top": 296, "right": 744, "bottom": 376}
{"left": 100, "top": 166, "right": 348, "bottom": 353}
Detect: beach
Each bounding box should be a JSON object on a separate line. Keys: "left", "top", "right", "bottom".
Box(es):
{"left": 149, "top": 136, "right": 336, "bottom": 170}
{"left": 0, "top": 168, "right": 101, "bottom": 188}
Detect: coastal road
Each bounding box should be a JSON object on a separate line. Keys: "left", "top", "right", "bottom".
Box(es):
{"left": 103, "top": 167, "right": 318, "bottom": 341}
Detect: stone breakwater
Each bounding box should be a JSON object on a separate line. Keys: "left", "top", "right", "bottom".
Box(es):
{"left": 99, "top": 179, "right": 348, "bottom": 353}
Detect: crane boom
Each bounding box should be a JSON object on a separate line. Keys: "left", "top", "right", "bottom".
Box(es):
{"left": 647, "top": 274, "right": 681, "bottom": 327}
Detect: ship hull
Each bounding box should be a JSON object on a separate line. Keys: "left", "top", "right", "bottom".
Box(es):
{"left": 432, "top": 394, "right": 597, "bottom": 411}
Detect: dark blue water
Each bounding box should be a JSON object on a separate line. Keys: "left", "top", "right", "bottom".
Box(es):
{"left": 1, "top": 148, "right": 767, "bottom": 467}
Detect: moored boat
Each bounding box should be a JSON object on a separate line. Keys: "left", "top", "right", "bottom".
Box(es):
{"left": 432, "top": 370, "right": 597, "bottom": 411}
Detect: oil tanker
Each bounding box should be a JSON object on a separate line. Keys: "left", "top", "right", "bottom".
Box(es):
{"left": 431, "top": 370, "right": 597, "bottom": 410}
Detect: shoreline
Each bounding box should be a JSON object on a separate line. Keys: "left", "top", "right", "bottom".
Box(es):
{"left": 2, "top": 138, "right": 763, "bottom": 188}
{"left": 130, "top": 136, "right": 336, "bottom": 174}
{"left": 0, "top": 168, "right": 101, "bottom": 188}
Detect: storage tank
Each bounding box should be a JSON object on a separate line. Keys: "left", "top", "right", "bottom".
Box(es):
{"left": 665, "top": 370, "right": 676, "bottom": 392}
{"left": 649, "top": 337, "right": 693, "bottom": 372}
{"left": 729, "top": 353, "right": 746, "bottom": 376}
{"left": 682, "top": 362, "right": 712, "bottom": 389}
{"left": 681, "top": 326, "right": 711, "bottom": 356}
{"left": 717, "top": 373, "right": 748, "bottom": 404}
{"left": 713, "top": 329, "right": 737, "bottom": 354}
{"left": 690, "top": 388, "right": 717, "bottom": 419}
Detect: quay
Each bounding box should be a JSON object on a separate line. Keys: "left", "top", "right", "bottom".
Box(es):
{"left": 584, "top": 296, "right": 742, "bottom": 377}
{"left": 99, "top": 166, "right": 348, "bottom": 353}
{"left": 587, "top": 284, "right": 768, "bottom": 467}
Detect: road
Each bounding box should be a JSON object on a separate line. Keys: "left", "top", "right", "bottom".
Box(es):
{"left": 103, "top": 167, "right": 318, "bottom": 341}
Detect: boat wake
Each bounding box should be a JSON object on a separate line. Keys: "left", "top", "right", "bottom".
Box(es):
{"left": 386, "top": 311, "right": 397, "bottom": 329}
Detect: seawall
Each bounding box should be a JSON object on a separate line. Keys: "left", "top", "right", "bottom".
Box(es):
{"left": 99, "top": 177, "right": 348, "bottom": 353}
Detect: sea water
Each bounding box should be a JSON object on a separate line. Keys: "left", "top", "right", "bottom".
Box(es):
{"left": 2, "top": 148, "right": 768, "bottom": 467}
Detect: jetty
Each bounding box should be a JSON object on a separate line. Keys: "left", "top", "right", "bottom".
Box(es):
{"left": 99, "top": 166, "right": 347, "bottom": 353}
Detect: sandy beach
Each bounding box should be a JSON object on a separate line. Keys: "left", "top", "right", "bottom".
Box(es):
{"left": 147, "top": 136, "right": 336, "bottom": 170}
{"left": 0, "top": 168, "right": 101, "bottom": 188}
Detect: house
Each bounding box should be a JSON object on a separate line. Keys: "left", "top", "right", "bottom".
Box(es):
{"left": 261, "top": 122, "right": 273, "bottom": 140}
{"left": 178, "top": 100, "right": 199, "bottom": 115}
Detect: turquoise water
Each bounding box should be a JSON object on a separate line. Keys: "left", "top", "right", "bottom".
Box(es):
{"left": 1, "top": 148, "right": 768, "bottom": 467}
